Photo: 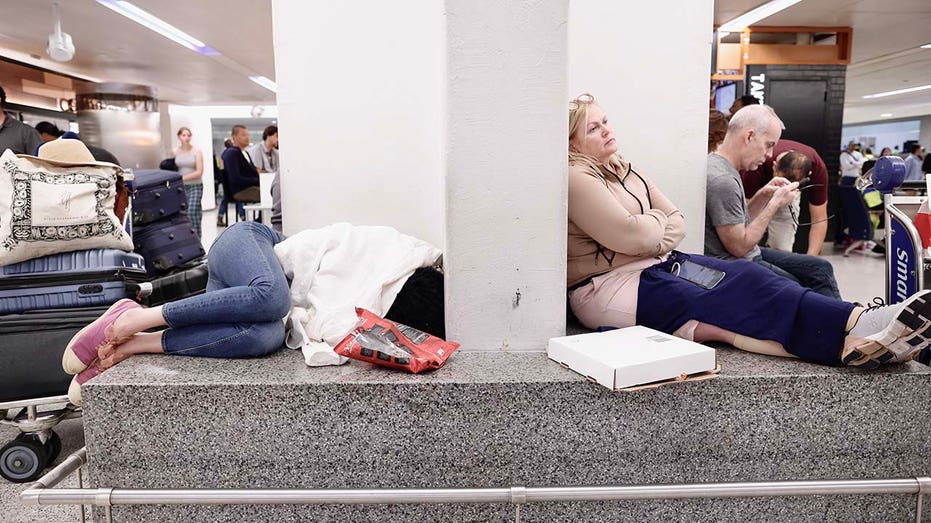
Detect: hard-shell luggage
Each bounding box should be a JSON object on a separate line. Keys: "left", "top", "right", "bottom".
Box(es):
{"left": 132, "top": 169, "right": 188, "bottom": 225}
{"left": 141, "top": 263, "right": 209, "bottom": 306}
{"left": 0, "top": 249, "right": 146, "bottom": 315}
{"left": 0, "top": 306, "right": 109, "bottom": 402}
{"left": 133, "top": 214, "right": 205, "bottom": 275}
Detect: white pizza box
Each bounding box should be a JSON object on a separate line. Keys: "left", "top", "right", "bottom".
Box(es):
{"left": 547, "top": 326, "right": 717, "bottom": 390}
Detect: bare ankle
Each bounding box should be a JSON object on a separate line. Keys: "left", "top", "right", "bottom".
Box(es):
{"left": 111, "top": 308, "right": 140, "bottom": 339}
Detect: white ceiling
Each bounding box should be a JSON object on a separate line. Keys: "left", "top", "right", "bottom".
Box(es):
{"left": 0, "top": 0, "right": 276, "bottom": 105}
{"left": 0, "top": 1, "right": 928, "bottom": 124}
{"left": 715, "top": 0, "right": 931, "bottom": 123}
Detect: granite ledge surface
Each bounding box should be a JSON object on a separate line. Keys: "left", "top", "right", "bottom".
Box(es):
{"left": 85, "top": 343, "right": 931, "bottom": 390}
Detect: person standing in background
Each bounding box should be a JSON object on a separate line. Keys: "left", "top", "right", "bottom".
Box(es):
{"left": 740, "top": 139, "right": 830, "bottom": 256}
{"left": 839, "top": 141, "right": 865, "bottom": 180}
{"left": 174, "top": 127, "right": 205, "bottom": 237}
{"left": 904, "top": 144, "right": 924, "bottom": 182}
{"left": 0, "top": 84, "right": 42, "bottom": 155}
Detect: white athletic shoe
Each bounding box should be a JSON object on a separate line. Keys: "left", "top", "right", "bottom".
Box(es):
{"left": 842, "top": 290, "right": 931, "bottom": 367}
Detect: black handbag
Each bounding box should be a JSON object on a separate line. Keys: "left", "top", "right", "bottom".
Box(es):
{"left": 159, "top": 157, "right": 178, "bottom": 171}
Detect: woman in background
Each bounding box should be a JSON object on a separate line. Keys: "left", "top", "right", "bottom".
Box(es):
{"left": 174, "top": 127, "right": 205, "bottom": 237}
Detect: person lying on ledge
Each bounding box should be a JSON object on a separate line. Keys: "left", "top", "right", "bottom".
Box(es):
{"left": 565, "top": 93, "right": 931, "bottom": 368}
{"left": 62, "top": 221, "right": 445, "bottom": 406}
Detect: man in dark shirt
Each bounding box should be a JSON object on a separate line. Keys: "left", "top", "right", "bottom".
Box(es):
{"left": 220, "top": 124, "right": 260, "bottom": 203}
{"left": 0, "top": 84, "right": 43, "bottom": 155}
{"left": 740, "top": 139, "right": 829, "bottom": 255}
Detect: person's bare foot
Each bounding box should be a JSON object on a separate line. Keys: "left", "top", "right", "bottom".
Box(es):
{"left": 99, "top": 346, "right": 134, "bottom": 369}
{"left": 97, "top": 340, "right": 119, "bottom": 363}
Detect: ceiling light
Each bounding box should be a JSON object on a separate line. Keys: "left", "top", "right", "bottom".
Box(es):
{"left": 95, "top": 0, "right": 219, "bottom": 56}
{"left": 249, "top": 76, "right": 277, "bottom": 93}
{"left": 880, "top": 113, "right": 893, "bottom": 117}
{"left": 862, "top": 84, "right": 931, "bottom": 99}
{"left": 720, "top": 0, "right": 804, "bottom": 32}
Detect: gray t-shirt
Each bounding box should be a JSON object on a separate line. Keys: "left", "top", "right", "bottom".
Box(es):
{"left": 705, "top": 153, "right": 760, "bottom": 260}
{"left": 0, "top": 113, "right": 43, "bottom": 155}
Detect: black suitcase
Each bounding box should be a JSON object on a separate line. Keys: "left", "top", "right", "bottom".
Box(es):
{"left": 141, "top": 263, "right": 209, "bottom": 306}
{"left": 132, "top": 169, "right": 188, "bottom": 225}
{"left": 0, "top": 306, "right": 109, "bottom": 402}
{"left": 133, "top": 214, "right": 205, "bottom": 276}
{"left": 0, "top": 249, "right": 147, "bottom": 315}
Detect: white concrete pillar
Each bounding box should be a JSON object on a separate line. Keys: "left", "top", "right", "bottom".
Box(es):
{"left": 569, "top": 1, "right": 715, "bottom": 253}
{"left": 444, "top": 0, "right": 569, "bottom": 350}
{"left": 271, "top": 0, "right": 445, "bottom": 246}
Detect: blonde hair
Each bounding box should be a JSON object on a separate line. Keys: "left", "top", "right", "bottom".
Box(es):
{"left": 567, "top": 93, "right": 627, "bottom": 182}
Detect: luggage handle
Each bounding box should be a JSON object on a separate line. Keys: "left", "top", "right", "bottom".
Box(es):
{"left": 126, "top": 281, "right": 153, "bottom": 299}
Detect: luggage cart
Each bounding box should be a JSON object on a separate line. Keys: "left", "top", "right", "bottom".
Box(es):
{"left": 884, "top": 194, "right": 929, "bottom": 304}
{"left": 884, "top": 194, "right": 931, "bottom": 366}
{"left": 0, "top": 395, "right": 81, "bottom": 483}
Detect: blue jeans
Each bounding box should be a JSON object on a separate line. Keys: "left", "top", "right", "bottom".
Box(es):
{"left": 754, "top": 247, "right": 841, "bottom": 299}
{"left": 160, "top": 222, "right": 290, "bottom": 358}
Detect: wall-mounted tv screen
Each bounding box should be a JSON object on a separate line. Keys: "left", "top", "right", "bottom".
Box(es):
{"left": 715, "top": 83, "right": 736, "bottom": 114}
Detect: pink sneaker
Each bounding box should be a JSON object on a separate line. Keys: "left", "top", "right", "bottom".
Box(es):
{"left": 62, "top": 299, "right": 140, "bottom": 375}
{"left": 67, "top": 364, "right": 103, "bottom": 406}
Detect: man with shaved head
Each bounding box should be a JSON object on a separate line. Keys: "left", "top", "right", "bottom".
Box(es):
{"left": 705, "top": 104, "right": 840, "bottom": 299}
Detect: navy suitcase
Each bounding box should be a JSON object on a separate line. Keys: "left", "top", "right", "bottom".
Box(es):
{"left": 0, "top": 249, "right": 147, "bottom": 315}
{"left": 132, "top": 169, "right": 188, "bottom": 225}
{"left": 133, "top": 214, "right": 205, "bottom": 275}
{"left": 0, "top": 306, "right": 109, "bottom": 402}
{"left": 141, "top": 263, "right": 209, "bottom": 306}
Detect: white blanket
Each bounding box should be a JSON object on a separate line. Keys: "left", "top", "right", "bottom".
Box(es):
{"left": 274, "top": 223, "right": 442, "bottom": 366}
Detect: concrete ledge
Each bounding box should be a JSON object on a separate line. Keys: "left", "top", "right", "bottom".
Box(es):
{"left": 82, "top": 348, "right": 931, "bottom": 522}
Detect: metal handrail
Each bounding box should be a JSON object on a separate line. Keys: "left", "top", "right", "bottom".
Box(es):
{"left": 21, "top": 447, "right": 931, "bottom": 522}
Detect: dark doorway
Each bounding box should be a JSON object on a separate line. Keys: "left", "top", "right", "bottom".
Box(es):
{"left": 767, "top": 79, "right": 830, "bottom": 254}
{"left": 768, "top": 80, "right": 828, "bottom": 152}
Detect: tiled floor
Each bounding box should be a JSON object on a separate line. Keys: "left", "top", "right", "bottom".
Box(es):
{"left": 0, "top": 222, "right": 893, "bottom": 521}
{"left": 822, "top": 248, "right": 886, "bottom": 305}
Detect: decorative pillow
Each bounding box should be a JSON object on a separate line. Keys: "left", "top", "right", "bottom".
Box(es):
{"left": 0, "top": 149, "right": 133, "bottom": 266}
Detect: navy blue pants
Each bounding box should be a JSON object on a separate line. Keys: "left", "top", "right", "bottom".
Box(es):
{"left": 636, "top": 252, "right": 855, "bottom": 365}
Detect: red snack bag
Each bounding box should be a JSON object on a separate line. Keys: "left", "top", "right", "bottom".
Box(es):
{"left": 334, "top": 308, "right": 460, "bottom": 373}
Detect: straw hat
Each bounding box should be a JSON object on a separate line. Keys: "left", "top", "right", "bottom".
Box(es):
{"left": 18, "top": 136, "right": 119, "bottom": 168}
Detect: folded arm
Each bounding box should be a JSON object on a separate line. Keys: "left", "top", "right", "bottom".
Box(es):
{"left": 568, "top": 167, "right": 684, "bottom": 257}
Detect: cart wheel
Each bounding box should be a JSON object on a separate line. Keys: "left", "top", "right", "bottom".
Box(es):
{"left": 0, "top": 438, "right": 48, "bottom": 483}
{"left": 45, "top": 432, "right": 62, "bottom": 464}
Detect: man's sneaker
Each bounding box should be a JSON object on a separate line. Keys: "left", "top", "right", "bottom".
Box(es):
{"left": 62, "top": 299, "right": 140, "bottom": 375}
{"left": 842, "top": 290, "right": 931, "bottom": 365}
